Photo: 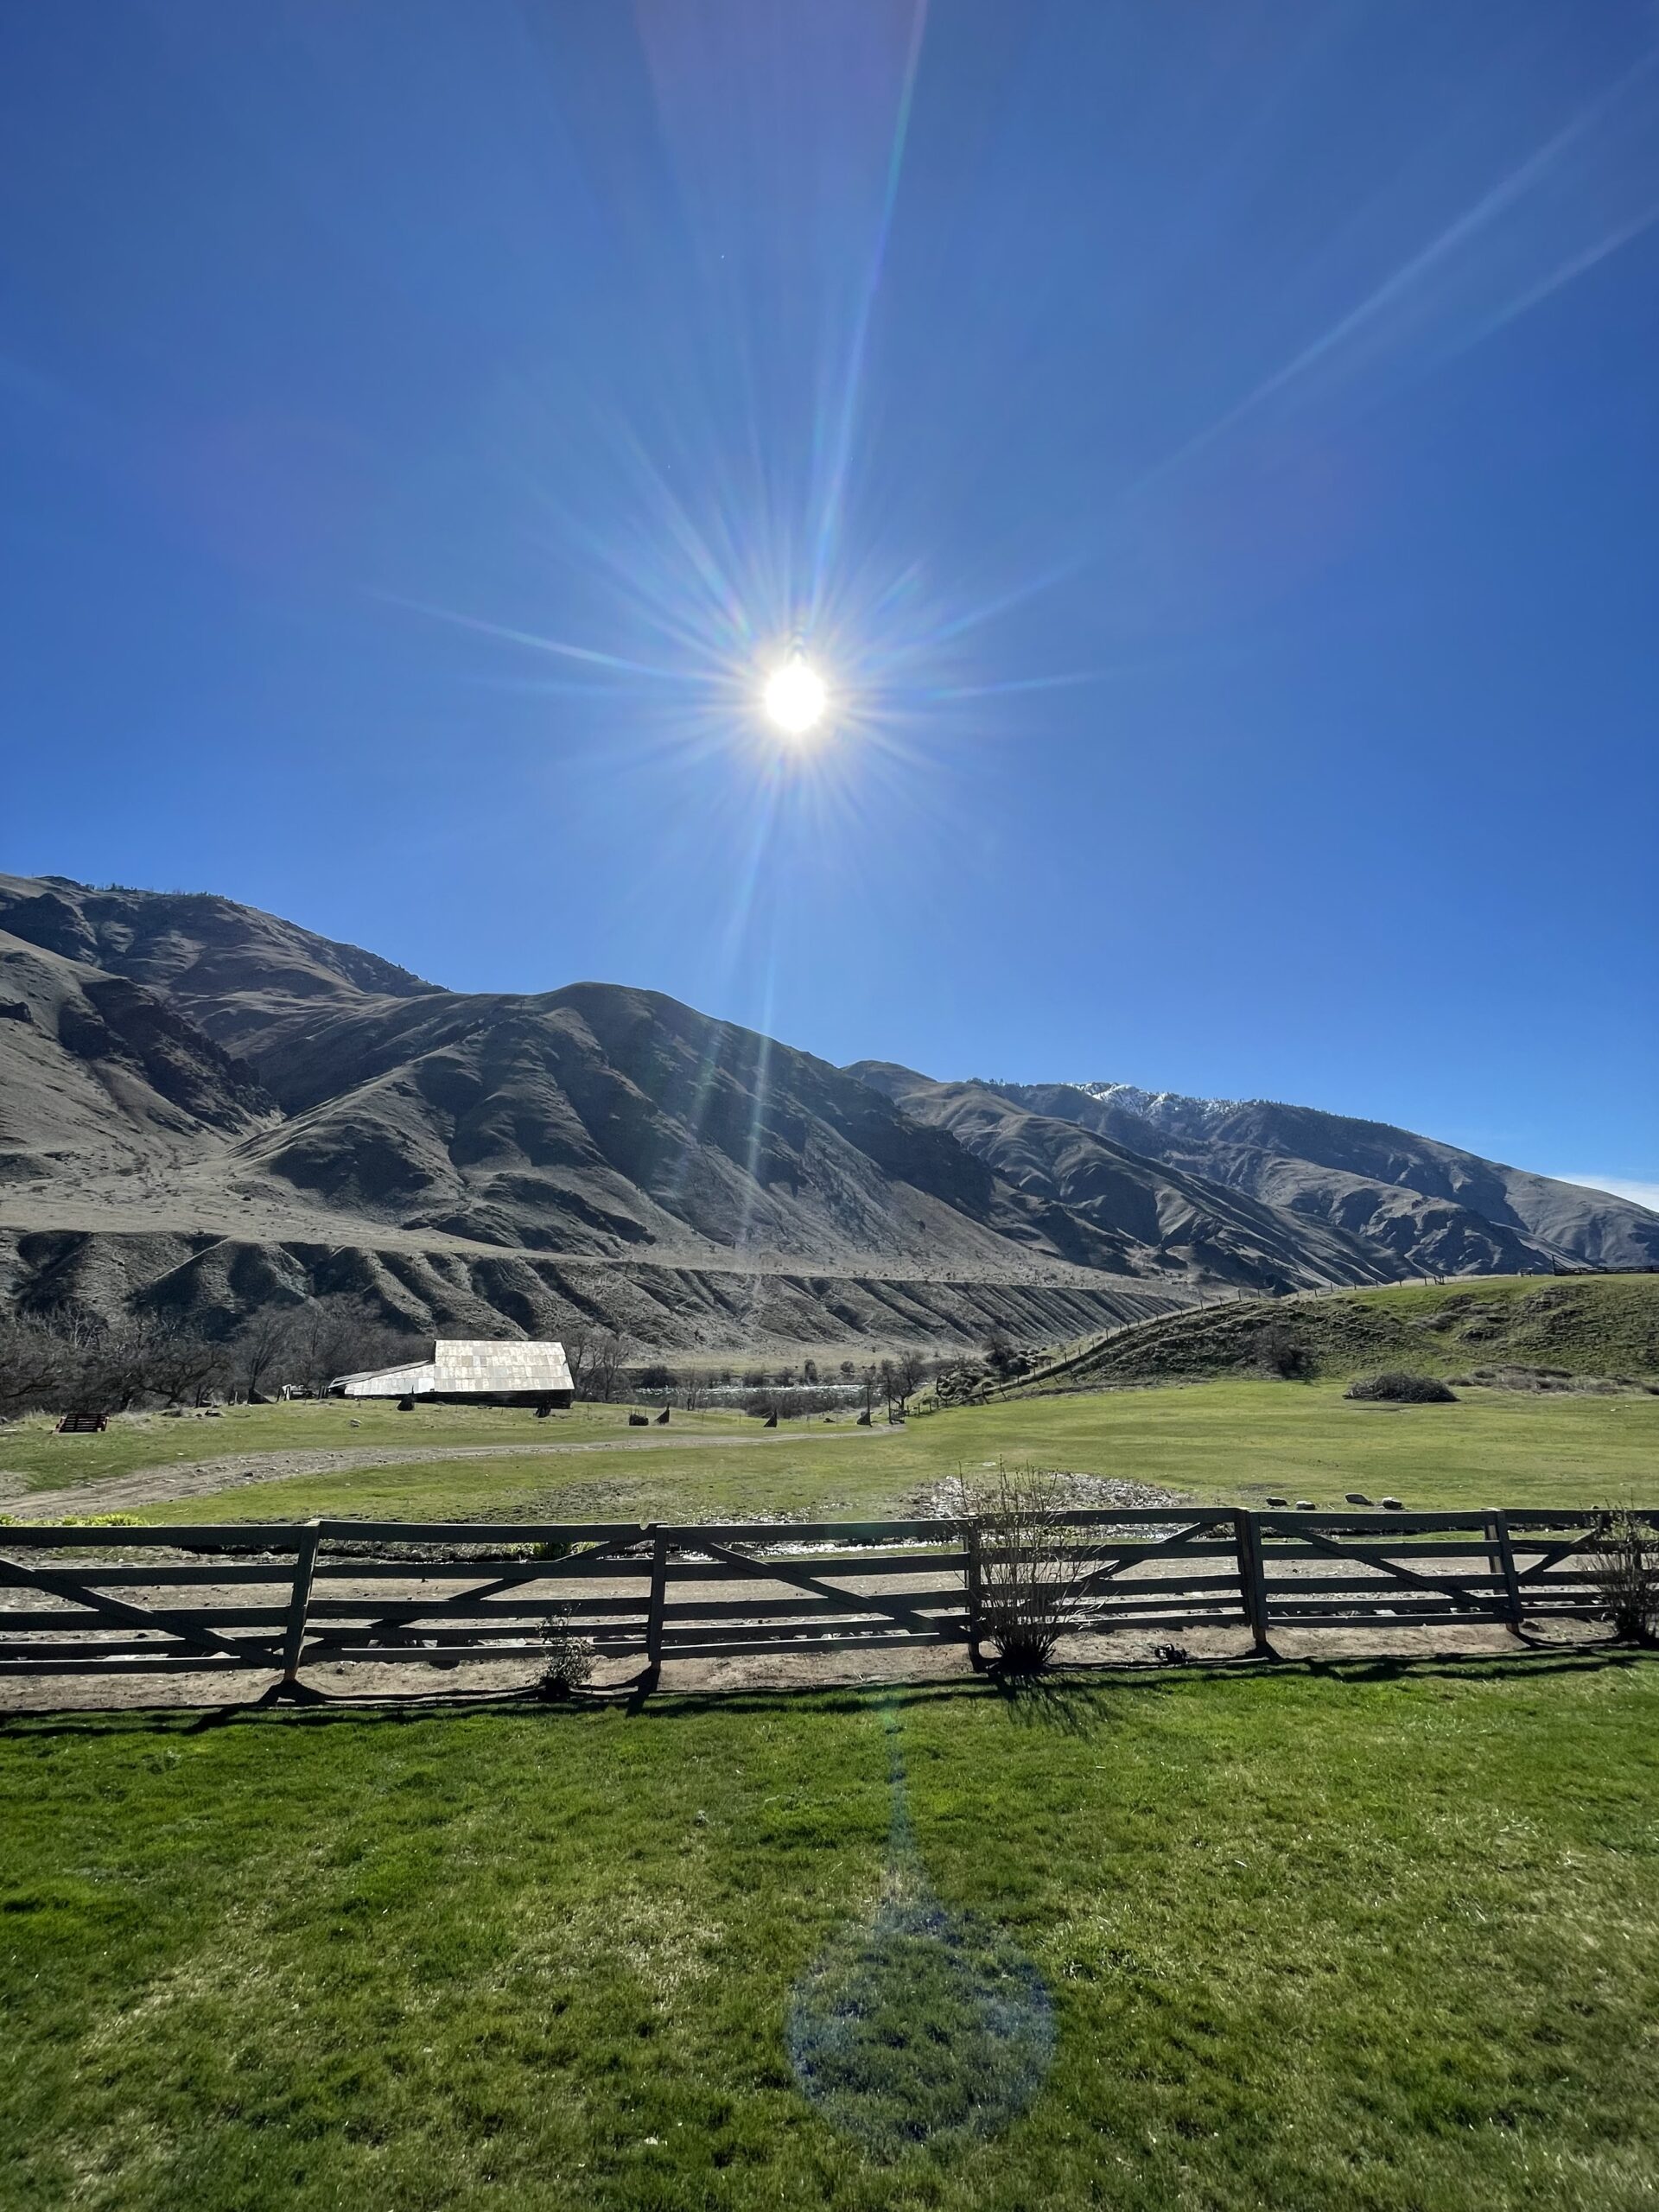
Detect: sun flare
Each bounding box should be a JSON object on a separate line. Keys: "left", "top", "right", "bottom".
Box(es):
{"left": 762, "top": 652, "right": 829, "bottom": 738}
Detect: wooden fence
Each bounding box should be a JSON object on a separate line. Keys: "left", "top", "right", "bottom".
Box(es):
{"left": 0, "top": 1508, "right": 1649, "bottom": 1684}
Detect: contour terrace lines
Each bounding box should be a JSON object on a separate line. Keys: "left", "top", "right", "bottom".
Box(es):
{"left": 0, "top": 1191, "right": 1125, "bottom": 1285}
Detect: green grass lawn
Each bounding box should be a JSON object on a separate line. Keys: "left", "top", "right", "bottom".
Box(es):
{"left": 3, "top": 1660, "right": 1656, "bottom": 2209}
{"left": 91, "top": 1380, "right": 1659, "bottom": 1527}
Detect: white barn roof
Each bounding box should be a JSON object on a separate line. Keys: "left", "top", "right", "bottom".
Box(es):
{"left": 337, "top": 1338, "right": 573, "bottom": 1399}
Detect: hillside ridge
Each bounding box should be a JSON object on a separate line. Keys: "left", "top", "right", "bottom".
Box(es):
{"left": 0, "top": 872, "right": 1651, "bottom": 1352}
{"left": 864, "top": 1066, "right": 1658, "bottom": 1279}
{"left": 987, "top": 1276, "right": 1659, "bottom": 1396}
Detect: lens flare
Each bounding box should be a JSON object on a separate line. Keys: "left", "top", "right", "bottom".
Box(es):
{"left": 763, "top": 652, "right": 829, "bottom": 737}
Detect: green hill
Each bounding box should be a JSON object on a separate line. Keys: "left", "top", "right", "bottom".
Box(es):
{"left": 1011, "top": 1275, "right": 1659, "bottom": 1394}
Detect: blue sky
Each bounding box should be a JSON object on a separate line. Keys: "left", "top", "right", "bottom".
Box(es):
{"left": 3, "top": 3, "right": 1656, "bottom": 1201}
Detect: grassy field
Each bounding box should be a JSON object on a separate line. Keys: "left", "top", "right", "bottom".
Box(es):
{"left": 46, "top": 1379, "right": 1656, "bottom": 1526}
{"left": 1043, "top": 1275, "right": 1659, "bottom": 1393}
{"left": 0, "top": 1398, "right": 756, "bottom": 1491}
{"left": 3, "top": 1659, "right": 1656, "bottom": 2209}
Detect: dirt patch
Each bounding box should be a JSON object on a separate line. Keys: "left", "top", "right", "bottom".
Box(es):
{"left": 0, "top": 1614, "right": 1614, "bottom": 1717}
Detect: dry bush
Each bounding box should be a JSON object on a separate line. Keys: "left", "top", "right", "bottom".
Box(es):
{"left": 1253, "top": 1322, "right": 1312, "bottom": 1380}
{"left": 1344, "top": 1371, "right": 1457, "bottom": 1403}
{"left": 951, "top": 1466, "right": 1100, "bottom": 1675}
{"left": 535, "top": 1613, "right": 596, "bottom": 1700}
{"left": 1588, "top": 1510, "right": 1659, "bottom": 1645}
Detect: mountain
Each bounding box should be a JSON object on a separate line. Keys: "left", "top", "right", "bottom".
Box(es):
{"left": 0, "top": 876, "right": 1189, "bottom": 1349}
{"left": 0, "top": 927, "right": 275, "bottom": 1185}
{"left": 0, "top": 874, "right": 429, "bottom": 1057}
{"left": 0, "top": 871, "right": 1650, "bottom": 1354}
{"left": 967, "top": 1078, "right": 1659, "bottom": 1277}
{"left": 844, "top": 1066, "right": 1395, "bottom": 1294}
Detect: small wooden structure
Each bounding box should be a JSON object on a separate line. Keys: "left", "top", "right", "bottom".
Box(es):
{"left": 54, "top": 1411, "right": 107, "bottom": 1434}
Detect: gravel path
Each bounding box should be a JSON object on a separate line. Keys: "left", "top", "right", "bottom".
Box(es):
{"left": 1, "top": 1425, "right": 887, "bottom": 1519}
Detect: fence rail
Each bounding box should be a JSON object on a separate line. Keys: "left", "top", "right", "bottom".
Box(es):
{"left": 0, "top": 1507, "right": 1650, "bottom": 1681}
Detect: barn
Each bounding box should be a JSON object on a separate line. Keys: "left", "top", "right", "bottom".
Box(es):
{"left": 331, "top": 1338, "right": 574, "bottom": 1408}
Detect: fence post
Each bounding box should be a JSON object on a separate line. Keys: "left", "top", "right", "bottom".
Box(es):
{"left": 645, "top": 1528, "right": 668, "bottom": 1679}
{"left": 964, "top": 1523, "right": 985, "bottom": 1671}
{"left": 280, "top": 1521, "right": 321, "bottom": 1687}
{"left": 1487, "top": 1511, "right": 1523, "bottom": 1630}
{"left": 1235, "top": 1510, "right": 1272, "bottom": 1655}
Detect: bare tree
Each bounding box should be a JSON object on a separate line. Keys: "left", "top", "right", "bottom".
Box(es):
{"left": 284, "top": 1306, "right": 348, "bottom": 1398}
{"left": 562, "top": 1321, "right": 594, "bottom": 1400}
{"left": 140, "top": 1316, "right": 232, "bottom": 1408}
{"left": 890, "top": 1349, "right": 926, "bottom": 1415}
{"left": 0, "top": 1313, "right": 75, "bottom": 1419}
{"left": 579, "top": 1329, "right": 634, "bottom": 1404}
{"left": 878, "top": 1357, "right": 895, "bottom": 1421}
{"left": 280, "top": 1301, "right": 410, "bottom": 1398}
{"left": 77, "top": 1315, "right": 172, "bottom": 1413}
{"left": 188, "top": 1338, "right": 237, "bottom": 1406}
{"left": 232, "top": 1308, "right": 301, "bottom": 1402}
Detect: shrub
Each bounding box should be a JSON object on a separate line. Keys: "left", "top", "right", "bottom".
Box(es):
{"left": 953, "top": 1467, "right": 1098, "bottom": 1676}
{"left": 1588, "top": 1510, "right": 1659, "bottom": 1645}
{"left": 1344, "top": 1371, "right": 1458, "bottom": 1403}
{"left": 535, "top": 1613, "right": 595, "bottom": 1700}
{"left": 1253, "top": 1323, "right": 1312, "bottom": 1380}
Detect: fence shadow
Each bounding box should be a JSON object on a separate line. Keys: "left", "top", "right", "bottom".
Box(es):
{"left": 0, "top": 1637, "right": 1646, "bottom": 1742}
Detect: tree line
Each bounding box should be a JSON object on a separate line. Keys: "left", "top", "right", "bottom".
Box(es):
{"left": 0, "top": 1302, "right": 414, "bottom": 1421}
{"left": 0, "top": 1303, "right": 950, "bottom": 1423}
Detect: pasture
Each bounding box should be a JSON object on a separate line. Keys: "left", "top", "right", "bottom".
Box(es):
{"left": 3, "top": 1659, "right": 1656, "bottom": 2210}
{"left": 5, "top": 1377, "right": 1650, "bottom": 1527}
{"left": 0, "top": 1398, "right": 757, "bottom": 1493}
{"left": 6, "top": 1343, "right": 1658, "bottom": 2207}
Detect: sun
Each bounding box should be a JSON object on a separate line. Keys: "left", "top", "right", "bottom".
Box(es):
{"left": 762, "top": 652, "right": 829, "bottom": 738}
